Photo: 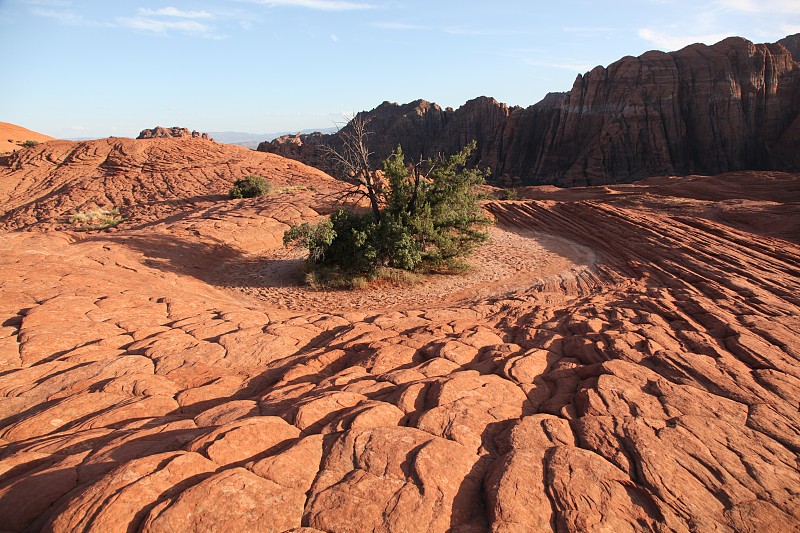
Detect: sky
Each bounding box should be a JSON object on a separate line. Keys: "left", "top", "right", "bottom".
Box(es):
{"left": 1, "top": 0, "right": 799, "bottom": 139}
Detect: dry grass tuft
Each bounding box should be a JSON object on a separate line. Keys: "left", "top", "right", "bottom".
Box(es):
{"left": 68, "top": 208, "right": 125, "bottom": 231}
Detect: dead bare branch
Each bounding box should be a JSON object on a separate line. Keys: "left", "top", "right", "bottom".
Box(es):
{"left": 322, "top": 114, "right": 382, "bottom": 221}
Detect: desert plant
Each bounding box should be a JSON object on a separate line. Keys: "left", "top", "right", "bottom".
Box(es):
{"left": 229, "top": 175, "right": 272, "bottom": 199}
{"left": 283, "top": 218, "right": 336, "bottom": 263}
{"left": 273, "top": 185, "right": 313, "bottom": 194}
{"left": 501, "top": 188, "right": 519, "bottom": 200}
{"left": 21, "top": 140, "right": 39, "bottom": 148}
{"left": 284, "top": 141, "right": 491, "bottom": 287}
{"left": 68, "top": 208, "right": 124, "bottom": 231}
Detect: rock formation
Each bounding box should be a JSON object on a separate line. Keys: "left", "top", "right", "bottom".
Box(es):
{"left": 260, "top": 34, "right": 800, "bottom": 186}
{"left": 0, "top": 122, "right": 55, "bottom": 155}
{"left": 779, "top": 33, "right": 800, "bottom": 61}
{"left": 137, "top": 126, "right": 212, "bottom": 141}
{"left": 0, "top": 133, "right": 799, "bottom": 531}
{"left": 535, "top": 36, "right": 800, "bottom": 185}
{"left": 258, "top": 97, "right": 532, "bottom": 180}
{"left": 0, "top": 136, "right": 337, "bottom": 231}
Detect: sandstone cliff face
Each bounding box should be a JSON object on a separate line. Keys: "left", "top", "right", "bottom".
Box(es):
{"left": 536, "top": 37, "right": 800, "bottom": 185}
{"left": 258, "top": 99, "right": 452, "bottom": 178}
{"left": 260, "top": 34, "right": 800, "bottom": 186}
{"left": 779, "top": 34, "right": 800, "bottom": 61}
{"left": 138, "top": 126, "right": 212, "bottom": 141}
{"left": 258, "top": 96, "right": 544, "bottom": 181}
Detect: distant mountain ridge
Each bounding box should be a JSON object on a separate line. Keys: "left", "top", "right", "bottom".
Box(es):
{"left": 259, "top": 34, "right": 800, "bottom": 186}
{"left": 137, "top": 126, "right": 212, "bottom": 141}
{"left": 210, "top": 128, "right": 338, "bottom": 149}
{"left": 63, "top": 128, "right": 340, "bottom": 148}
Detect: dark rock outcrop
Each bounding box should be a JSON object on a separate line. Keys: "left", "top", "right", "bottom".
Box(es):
{"left": 259, "top": 34, "right": 800, "bottom": 186}
{"left": 137, "top": 126, "right": 212, "bottom": 141}
{"left": 535, "top": 36, "right": 800, "bottom": 185}
{"left": 779, "top": 34, "right": 800, "bottom": 61}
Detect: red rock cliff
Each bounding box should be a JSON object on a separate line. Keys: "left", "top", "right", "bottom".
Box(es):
{"left": 535, "top": 36, "right": 800, "bottom": 185}
{"left": 260, "top": 34, "right": 800, "bottom": 186}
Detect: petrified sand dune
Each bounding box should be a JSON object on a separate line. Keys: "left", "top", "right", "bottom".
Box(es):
{"left": 0, "top": 137, "right": 798, "bottom": 531}
{"left": 0, "top": 122, "right": 54, "bottom": 156}
{"left": 0, "top": 137, "right": 341, "bottom": 231}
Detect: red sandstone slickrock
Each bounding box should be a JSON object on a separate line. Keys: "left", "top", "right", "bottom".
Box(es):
{"left": 0, "top": 135, "right": 798, "bottom": 532}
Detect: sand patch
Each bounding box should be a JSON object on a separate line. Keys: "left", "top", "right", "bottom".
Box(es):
{"left": 213, "top": 225, "right": 595, "bottom": 312}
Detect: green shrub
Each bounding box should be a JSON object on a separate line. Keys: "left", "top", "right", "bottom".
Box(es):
{"left": 21, "top": 140, "right": 39, "bottom": 148}
{"left": 283, "top": 218, "right": 336, "bottom": 263}
{"left": 229, "top": 175, "right": 272, "bottom": 199}
{"left": 284, "top": 142, "right": 490, "bottom": 288}
{"left": 501, "top": 188, "right": 519, "bottom": 200}
{"left": 302, "top": 266, "right": 369, "bottom": 290}
{"left": 285, "top": 209, "right": 380, "bottom": 274}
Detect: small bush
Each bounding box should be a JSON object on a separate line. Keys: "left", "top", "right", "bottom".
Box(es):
{"left": 303, "top": 266, "right": 369, "bottom": 290}
{"left": 21, "top": 140, "right": 39, "bottom": 148}
{"left": 230, "top": 175, "right": 272, "bottom": 199}
{"left": 500, "top": 188, "right": 519, "bottom": 200}
{"left": 283, "top": 218, "right": 336, "bottom": 263}
{"left": 273, "top": 185, "right": 314, "bottom": 194}
{"left": 68, "top": 208, "right": 124, "bottom": 231}
{"left": 374, "top": 266, "right": 421, "bottom": 285}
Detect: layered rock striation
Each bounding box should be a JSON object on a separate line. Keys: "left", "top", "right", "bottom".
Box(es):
{"left": 1, "top": 133, "right": 800, "bottom": 530}
{"left": 0, "top": 136, "right": 338, "bottom": 231}
{"left": 260, "top": 34, "right": 800, "bottom": 186}
{"left": 0, "top": 154, "right": 798, "bottom": 530}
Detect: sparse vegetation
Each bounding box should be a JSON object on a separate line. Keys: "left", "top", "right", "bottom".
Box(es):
{"left": 501, "top": 188, "right": 519, "bottom": 200}
{"left": 229, "top": 175, "right": 272, "bottom": 199}
{"left": 273, "top": 184, "right": 315, "bottom": 195}
{"left": 284, "top": 129, "right": 491, "bottom": 289}
{"left": 68, "top": 208, "right": 125, "bottom": 231}
{"left": 21, "top": 140, "right": 39, "bottom": 148}
{"left": 299, "top": 264, "right": 422, "bottom": 291}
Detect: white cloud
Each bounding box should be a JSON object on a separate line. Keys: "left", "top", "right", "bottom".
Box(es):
{"left": 638, "top": 28, "right": 736, "bottom": 50}
{"left": 783, "top": 24, "right": 800, "bottom": 34}
{"left": 331, "top": 33, "right": 338, "bottom": 42}
{"left": 137, "top": 7, "right": 214, "bottom": 19}
{"left": 715, "top": 0, "right": 800, "bottom": 15}
{"left": 443, "top": 26, "right": 524, "bottom": 36}
{"left": 30, "top": 7, "right": 109, "bottom": 27}
{"left": 24, "top": 0, "right": 72, "bottom": 5}
{"left": 117, "top": 17, "right": 216, "bottom": 36}
{"left": 245, "top": 0, "right": 375, "bottom": 10}
{"left": 372, "top": 21, "right": 427, "bottom": 30}
{"left": 29, "top": 5, "right": 221, "bottom": 36}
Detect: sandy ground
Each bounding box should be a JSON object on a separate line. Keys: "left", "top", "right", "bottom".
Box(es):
{"left": 212, "top": 225, "right": 596, "bottom": 312}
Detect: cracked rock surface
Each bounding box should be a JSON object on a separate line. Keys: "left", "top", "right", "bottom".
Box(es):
{"left": 0, "top": 138, "right": 799, "bottom": 532}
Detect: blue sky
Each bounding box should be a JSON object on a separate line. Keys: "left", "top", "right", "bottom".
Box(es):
{"left": 1, "top": 0, "right": 799, "bottom": 139}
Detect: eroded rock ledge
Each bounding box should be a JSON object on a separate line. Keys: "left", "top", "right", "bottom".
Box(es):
{"left": 0, "top": 160, "right": 797, "bottom": 530}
